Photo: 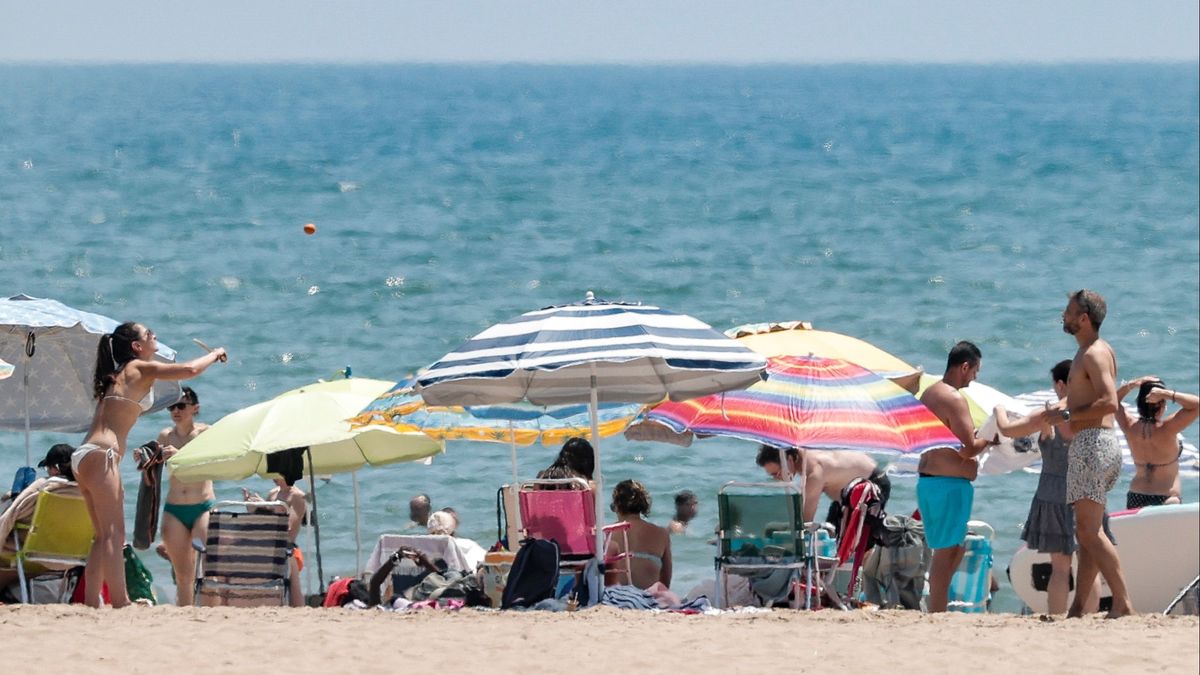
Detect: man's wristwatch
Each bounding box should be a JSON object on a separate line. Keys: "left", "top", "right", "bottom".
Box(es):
{"left": 1061, "top": 409, "right": 1071, "bottom": 422}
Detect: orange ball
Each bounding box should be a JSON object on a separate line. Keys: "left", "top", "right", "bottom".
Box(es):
{"left": 303, "top": 223, "right": 317, "bottom": 235}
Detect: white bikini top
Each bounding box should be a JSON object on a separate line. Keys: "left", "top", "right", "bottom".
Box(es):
{"left": 104, "top": 388, "right": 155, "bottom": 413}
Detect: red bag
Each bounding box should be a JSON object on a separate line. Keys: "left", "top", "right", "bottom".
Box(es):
{"left": 69, "top": 568, "right": 110, "bottom": 604}
{"left": 322, "top": 577, "right": 354, "bottom": 607}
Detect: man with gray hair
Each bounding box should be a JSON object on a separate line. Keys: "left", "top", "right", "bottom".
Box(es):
{"left": 405, "top": 493, "right": 432, "bottom": 531}
{"left": 1047, "top": 289, "right": 1134, "bottom": 618}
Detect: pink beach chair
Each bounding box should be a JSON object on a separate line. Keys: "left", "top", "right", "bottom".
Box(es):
{"left": 517, "top": 478, "right": 631, "bottom": 585}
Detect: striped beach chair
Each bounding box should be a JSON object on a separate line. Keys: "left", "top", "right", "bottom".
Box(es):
{"left": 947, "top": 520, "right": 995, "bottom": 613}
{"left": 193, "top": 501, "right": 292, "bottom": 607}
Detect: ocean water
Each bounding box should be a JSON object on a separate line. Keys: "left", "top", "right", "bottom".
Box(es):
{"left": 1, "top": 64, "right": 1197, "bottom": 611}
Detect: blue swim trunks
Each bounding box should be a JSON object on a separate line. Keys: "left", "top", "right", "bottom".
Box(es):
{"left": 916, "top": 475, "right": 974, "bottom": 550}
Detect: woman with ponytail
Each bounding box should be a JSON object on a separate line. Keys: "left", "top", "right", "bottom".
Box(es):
{"left": 76, "top": 322, "right": 226, "bottom": 608}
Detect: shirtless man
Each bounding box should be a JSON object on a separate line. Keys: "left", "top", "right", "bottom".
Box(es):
{"left": 668, "top": 490, "right": 699, "bottom": 535}
{"left": 157, "top": 386, "right": 215, "bottom": 606}
{"left": 245, "top": 477, "right": 308, "bottom": 607}
{"left": 918, "top": 341, "right": 993, "bottom": 613}
{"left": 1046, "top": 290, "right": 1133, "bottom": 618}
{"left": 756, "top": 445, "right": 891, "bottom": 524}
{"left": 1116, "top": 376, "right": 1198, "bottom": 507}
{"left": 405, "top": 493, "right": 432, "bottom": 531}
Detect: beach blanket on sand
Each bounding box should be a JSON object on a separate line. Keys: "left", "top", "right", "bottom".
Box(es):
{"left": 601, "top": 584, "right": 711, "bottom": 612}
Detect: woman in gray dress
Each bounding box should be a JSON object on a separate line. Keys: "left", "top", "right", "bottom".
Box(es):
{"left": 995, "top": 360, "right": 1105, "bottom": 616}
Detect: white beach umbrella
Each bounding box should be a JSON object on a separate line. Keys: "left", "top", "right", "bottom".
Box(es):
{"left": 0, "top": 294, "right": 181, "bottom": 468}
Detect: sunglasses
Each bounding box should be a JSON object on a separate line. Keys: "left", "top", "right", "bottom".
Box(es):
{"left": 168, "top": 401, "right": 195, "bottom": 411}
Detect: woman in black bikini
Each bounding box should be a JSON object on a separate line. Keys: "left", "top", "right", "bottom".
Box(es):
{"left": 77, "top": 322, "right": 225, "bottom": 608}
{"left": 1116, "top": 377, "right": 1198, "bottom": 509}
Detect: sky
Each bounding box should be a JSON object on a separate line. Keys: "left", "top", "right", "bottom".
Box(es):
{"left": 0, "top": 0, "right": 1197, "bottom": 64}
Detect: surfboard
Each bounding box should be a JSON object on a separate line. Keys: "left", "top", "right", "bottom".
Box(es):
{"left": 1007, "top": 502, "right": 1199, "bottom": 613}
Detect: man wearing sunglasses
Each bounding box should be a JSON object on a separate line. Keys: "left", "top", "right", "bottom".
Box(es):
{"left": 156, "top": 386, "right": 215, "bottom": 605}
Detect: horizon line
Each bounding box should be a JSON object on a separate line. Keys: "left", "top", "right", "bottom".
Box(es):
{"left": 1, "top": 57, "right": 1197, "bottom": 68}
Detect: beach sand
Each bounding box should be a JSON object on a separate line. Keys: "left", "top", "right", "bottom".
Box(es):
{"left": 3, "top": 605, "right": 1195, "bottom": 674}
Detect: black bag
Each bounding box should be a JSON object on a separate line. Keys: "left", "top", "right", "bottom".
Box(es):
{"left": 501, "top": 538, "right": 560, "bottom": 609}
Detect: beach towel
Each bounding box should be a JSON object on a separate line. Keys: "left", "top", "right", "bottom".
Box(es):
{"left": 132, "top": 441, "right": 164, "bottom": 550}
{"left": 601, "top": 584, "right": 711, "bottom": 612}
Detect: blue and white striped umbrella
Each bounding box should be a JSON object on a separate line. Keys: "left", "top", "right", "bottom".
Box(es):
{"left": 416, "top": 291, "right": 767, "bottom": 562}
{"left": 416, "top": 292, "right": 768, "bottom": 407}
{"left": 0, "top": 294, "right": 181, "bottom": 465}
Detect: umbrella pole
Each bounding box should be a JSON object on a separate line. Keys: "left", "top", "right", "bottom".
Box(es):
{"left": 23, "top": 340, "right": 31, "bottom": 466}
{"left": 305, "top": 447, "right": 326, "bottom": 594}
{"left": 589, "top": 364, "right": 604, "bottom": 564}
{"left": 508, "top": 421, "right": 519, "bottom": 486}
{"left": 352, "top": 471, "right": 362, "bottom": 574}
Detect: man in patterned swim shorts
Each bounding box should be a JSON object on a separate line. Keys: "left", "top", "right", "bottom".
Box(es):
{"left": 1047, "top": 289, "right": 1134, "bottom": 618}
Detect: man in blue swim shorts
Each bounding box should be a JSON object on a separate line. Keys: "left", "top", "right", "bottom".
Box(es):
{"left": 918, "top": 341, "right": 994, "bottom": 613}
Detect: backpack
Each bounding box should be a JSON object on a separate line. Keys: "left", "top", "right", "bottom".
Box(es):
{"left": 861, "top": 514, "right": 930, "bottom": 610}
{"left": 501, "top": 538, "right": 560, "bottom": 609}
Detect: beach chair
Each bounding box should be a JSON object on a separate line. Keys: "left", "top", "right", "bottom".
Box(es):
{"left": 947, "top": 520, "right": 994, "bottom": 613}
{"left": 516, "top": 478, "right": 632, "bottom": 587}
{"left": 714, "top": 481, "right": 809, "bottom": 609}
{"left": 495, "top": 483, "right": 523, "bottom": 551}
{"left": 192, "top": 500, "right": 292, "bottom": 607}
{"left": 824, "top": 478, "right": 884, "bottom": 607}
{"left": 5, "top": 489, "right": 94, "bottom": 603}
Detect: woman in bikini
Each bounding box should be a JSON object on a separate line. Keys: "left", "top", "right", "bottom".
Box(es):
{"left": 995, "top": 360, "right": 1107, "bottom": 615}
{"left": 78, "top": 322, "right": 225, "bottom": 608}
{"left": 605, "top": 479, "right": 672, "bottom": 590}
{"left": 1116, "top": 377, "right": 1198, "bottom": 508}
{"left": 156, "top": 386, "right": 215, "bottom": 605}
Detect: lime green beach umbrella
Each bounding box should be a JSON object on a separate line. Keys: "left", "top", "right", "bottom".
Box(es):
{"left": 167, "top": 376, "right": 442, "bottom": 583}
{"left": 169, "top": 377, "right": 442, "bottom": 480}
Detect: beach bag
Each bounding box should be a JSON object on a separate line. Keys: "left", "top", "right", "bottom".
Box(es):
{"left": 123, "top": 544, "right": 156, "bottom": 605}
{"left": 28, "top": 572, "right": 72, "bottom": 604}
{"left": 501, "top": 538, "right": 560, "bottom": 609}
{"left": 861, "top": 514, "right": 929, "bottom": 610}
{"left": 411, "top": 569, "right": 488, "bottom": 605}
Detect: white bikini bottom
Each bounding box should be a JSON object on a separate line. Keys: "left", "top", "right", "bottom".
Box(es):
{"left": 71, "top": 443, "right": 118, "bottom": 476}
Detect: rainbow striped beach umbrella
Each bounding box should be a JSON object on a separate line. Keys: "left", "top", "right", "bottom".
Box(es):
{"left": 641, "top": 355, "right": 961, "bottom": 455}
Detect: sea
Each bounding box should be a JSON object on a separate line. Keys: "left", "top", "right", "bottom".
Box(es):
{"left": 1, "top": 63, "right": 1197, "bottom": 611}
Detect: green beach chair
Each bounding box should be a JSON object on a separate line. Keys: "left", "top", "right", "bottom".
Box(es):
{"left": 714, "top": 481, "right": 809, "bottom": 609}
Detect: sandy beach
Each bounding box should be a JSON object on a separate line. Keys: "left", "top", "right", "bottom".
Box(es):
{"left": 3, "top": 605, "right": 1195, "bottom": 674}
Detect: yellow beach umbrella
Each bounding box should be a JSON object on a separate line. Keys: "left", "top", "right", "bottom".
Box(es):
{"left": 728, "top": 321, "right": 923, "bottom": 393}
